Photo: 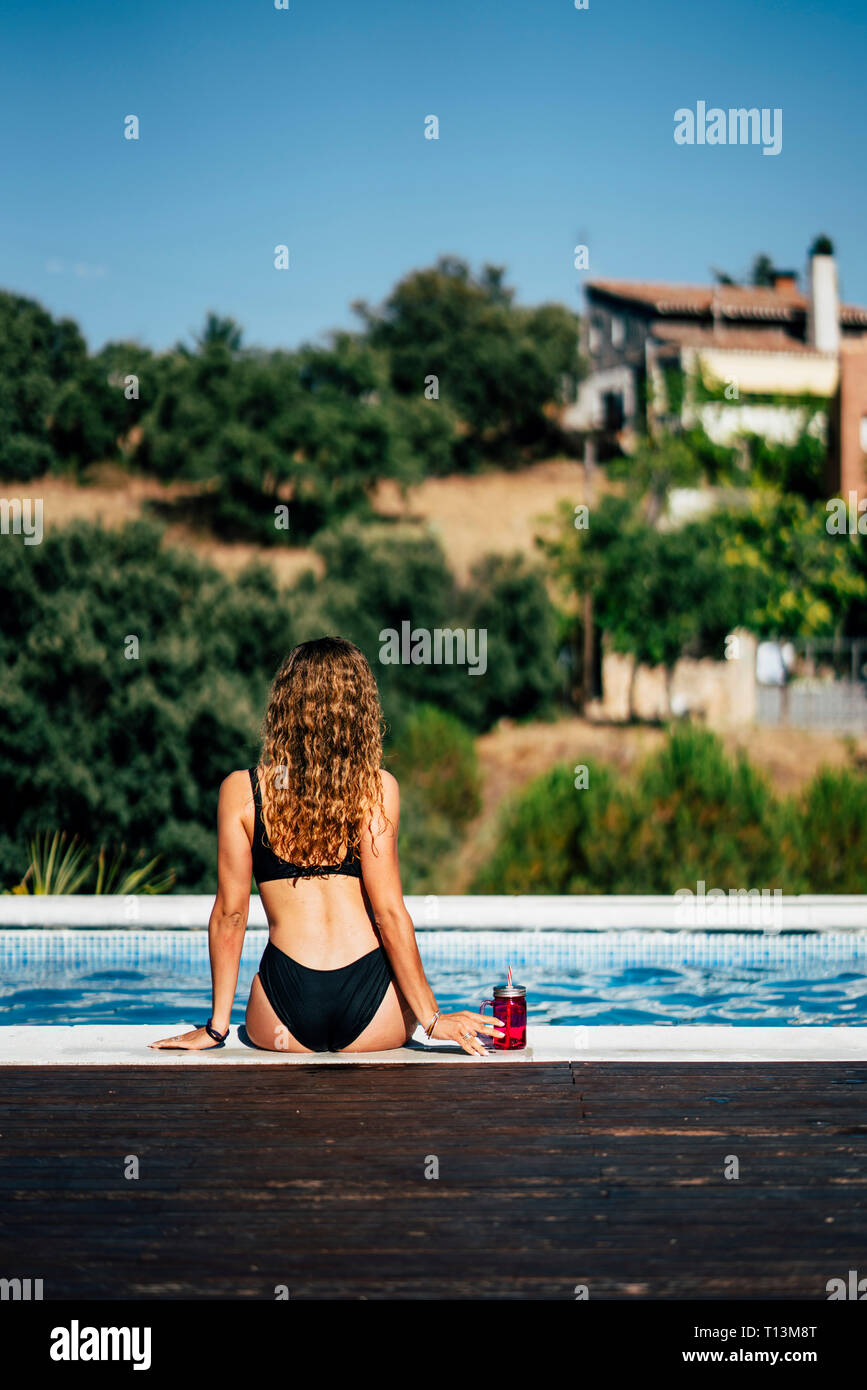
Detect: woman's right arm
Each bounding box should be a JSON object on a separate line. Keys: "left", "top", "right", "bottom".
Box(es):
{"left": 359, "top": 770, "right": 503, "bottom": 1057}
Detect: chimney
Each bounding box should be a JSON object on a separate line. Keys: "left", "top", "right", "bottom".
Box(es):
{"left": 808, "top": 251, "right": 840, "bottom": 353}
{"left": 771, "top": 270, "right": 797, "bottom": 293}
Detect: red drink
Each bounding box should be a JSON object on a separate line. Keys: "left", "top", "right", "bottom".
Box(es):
{"left": 480, "top": 985, "right": 527, "bottom": 1050}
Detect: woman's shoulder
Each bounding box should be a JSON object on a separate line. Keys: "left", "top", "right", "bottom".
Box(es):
{"left": 377, "top": 768, "right": 400, "bottom": 804}
{"left": 359, "top": 768, "right": 398, "bottom": 822}
{"left": 219, "top": 768, "right": 256, "bottom": 800}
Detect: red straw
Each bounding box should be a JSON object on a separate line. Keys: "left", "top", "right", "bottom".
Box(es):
{"left": 507, "top": 963, "right": 513, "bottom": 987}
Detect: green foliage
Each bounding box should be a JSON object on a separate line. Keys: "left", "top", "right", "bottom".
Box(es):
{"left": 624, "top": 725, "right": 785, "bottom": 891}
{"left": 608, "top": 434, "right": 705, "bottom": 522}
{"left": 738, "top": 427, "right": 827, "bottom": 500}
{"left": 705, "top": 494, "right": 867, "bottom": 638}
{"left": 472, "top": 760, "right": 626, "bottom": 893}
{"left": 547, "top": 478, "right": 866, "bottom": 698}
{"left": 546, "top": 492, "right": 742, "bottom": 692}
{"left": 688, "top": 368, "right": 828, "bottom": 498}
{"left": 8, "top": 832, "right": 92, "bottom": 894}
{"left": 709, "top": 251, "right": 779, "bottom": 288}
{"left": 137, "top": 332, "right": 423, "bottom": 541}
{"left": 387, "top": 706, "right": 482, "bottom": 892}
{"left": 474, "top": 725, "right": 865, "bottom": 894}
{"left": 1, "top": 263, "right": 582, "bottom": 517}
{"left": 0, "top": 290, "right": 157, "bottom": 479}
{"left": 0, "top": 291, "right": 85, "bottom": 479}
{"left": 289, "top": 521, "right": 561, "bottom": 736}
{"left": 809, "top": 234, "right": 834, "bottom": 257}
{"left": 660, "top": 365, "right": 685, "bottom": 418}
{"left": 355, "top": 256, "right": 580, "bottom": 464}
{"left": 389, "top": 705, "right": 482, "bottom": 826}
{"left": 781, "top": 767, "right": 867, "bottom": 893}
{"left": 6, "top": 831, "right": 174, "bottom": 894}
{"left": 676, "top": 423, "right": 740, "bottom": 483}
{"left": 455, "top": 552, "right": 561, "bottom": 728}
{"left": 0, "top": 521, "right": 293, "bottom": 891}
{"left": 0, "top": 519, "right": 557, "bottom": 891}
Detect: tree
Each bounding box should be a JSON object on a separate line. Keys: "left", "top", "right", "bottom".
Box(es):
{"left": 705, "top": 494, "right": 867, "bottom": 639}
{"left": 354, "top": 257, "right": 581, "bottom": 464}
{"left": 0, "top": 521, "right": 293, "bottom": 890}
{"left": 288, "top": 520, "right": 560, "bottom": 735}
{"left": 709, "top": 252, "right": 781, "bottom": 289}
{"left": 0, "top": 290, "right": 89, "bottom": 479}
{"left": 546, "top": 489, "right": 742, "bottom": 718}
{"left": 750, "top": 254, "right": 776, "bottom": 287}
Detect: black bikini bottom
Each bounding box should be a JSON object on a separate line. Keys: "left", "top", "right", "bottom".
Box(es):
{"left": 257, "top": 939, "right": 394, "bottom": 1052}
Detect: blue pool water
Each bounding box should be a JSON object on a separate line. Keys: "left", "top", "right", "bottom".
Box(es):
{"left": 1, "top": 929, "right": 866, "bottom": 1026}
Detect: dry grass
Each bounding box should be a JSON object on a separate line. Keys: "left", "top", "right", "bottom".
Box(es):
{"left": 17, "top": 466, "right": 322, "bottom": 584}
{"left": 374, "top": 457, "right": 587, "bottom": 581}
{"left": 17, "top": 458, "right": 586, "bottom": 586}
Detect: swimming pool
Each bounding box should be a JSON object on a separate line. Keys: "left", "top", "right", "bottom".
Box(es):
{"left": 1, "top": 929, "right": 866, "bottom": 1026}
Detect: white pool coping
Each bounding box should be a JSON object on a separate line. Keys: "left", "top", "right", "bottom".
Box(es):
{"left": 1, "top": 1025, "right": 864, "bottom": 1066}
{"left": 2, "top": 894, "right": 866, "bottom": 930}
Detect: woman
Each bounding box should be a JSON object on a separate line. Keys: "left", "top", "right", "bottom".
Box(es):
{"left": 151, "top": 637, "right": 501, "bottom": 1057}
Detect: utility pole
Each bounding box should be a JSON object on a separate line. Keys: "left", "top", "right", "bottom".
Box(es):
{"left": 582, "top": 433, "right": 597, "bottom": 709}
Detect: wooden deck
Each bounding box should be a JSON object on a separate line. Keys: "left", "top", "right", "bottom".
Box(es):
{"left": 1, "top": 1062, "right": 865, "bottom": 1299}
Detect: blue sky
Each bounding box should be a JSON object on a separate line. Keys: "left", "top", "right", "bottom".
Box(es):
{"left": 1, "top": 0, "right": 864, "bottom": 354}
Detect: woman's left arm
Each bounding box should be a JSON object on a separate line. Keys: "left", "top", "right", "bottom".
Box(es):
{"left": 150, "top": 770, "right": 253, "bottom": 1050}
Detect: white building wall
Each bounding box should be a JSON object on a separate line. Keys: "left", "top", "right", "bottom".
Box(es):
{"left": 561, "top": 364, "right": 636, "bottom": 431}
{"left": 694, "top": 402, "right": 827, "bottom": 446}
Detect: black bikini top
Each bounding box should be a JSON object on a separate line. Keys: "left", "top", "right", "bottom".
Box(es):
{"left": 248, "top": 767, "right": 362, "bottom": 886}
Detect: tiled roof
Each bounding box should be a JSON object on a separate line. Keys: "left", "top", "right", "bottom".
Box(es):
{"left": 650, "top": 324, "right": 826, "bottom": 355}
{"left": 588, "top": 279, "right": 867, "bottom": 325}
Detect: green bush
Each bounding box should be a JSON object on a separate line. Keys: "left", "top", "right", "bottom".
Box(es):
{"left": 388, "top": 782, "right": 463, "bottom": 895}
{"left": 474, "top": 726, "right": 802, "bottom": 894}
{"left": 472, "top": 760, "right": 626, "bottom": 893}
{"left": 388, "top": 705, "right": 482, "bottom": 827}
{"left": 386, "top": 705, "right": 482, "bottom": 889}
{"left": 625, "top": 725, "right": 786, "bottom": 892}
{"left": 782, "top": 767, "right": 867, "bottom": 893}
{"left": 0, "top": 521, "right": 291, "bottom": 890}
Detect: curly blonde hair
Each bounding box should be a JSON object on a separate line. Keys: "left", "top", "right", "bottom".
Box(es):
{"left": 257, "top": 637, "right": 388, "bottom": 865}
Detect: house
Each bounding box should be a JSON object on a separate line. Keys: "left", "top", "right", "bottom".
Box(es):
{"left": 563, "top": 245, "right": 867, "bottom": 499}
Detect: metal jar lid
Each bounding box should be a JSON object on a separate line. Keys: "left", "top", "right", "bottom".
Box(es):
{"left": 493, "top": 985, "right": 526, "bottom": 998}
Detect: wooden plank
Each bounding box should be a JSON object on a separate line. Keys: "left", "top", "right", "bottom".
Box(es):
{"left": 1, "top": 1062, "right": 865, "bottom": 1299}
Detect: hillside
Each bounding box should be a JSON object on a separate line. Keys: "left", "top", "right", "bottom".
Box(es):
{"left": 17, "top": 457, "right": 587, "bottom": 584}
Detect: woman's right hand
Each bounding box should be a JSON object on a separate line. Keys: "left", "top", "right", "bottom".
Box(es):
{"left": 430, "top": 1010, "right": 505, "bottom": 1057}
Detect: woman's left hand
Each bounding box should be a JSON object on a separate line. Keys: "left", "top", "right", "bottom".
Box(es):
{"left": 149, "top": 1026, "right": 226, "bottom": 1050}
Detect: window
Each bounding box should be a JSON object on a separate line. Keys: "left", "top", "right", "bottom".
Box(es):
{"left": 610, "top": 316, "right": 625, "bottom": 347}
{"left": 603, "top": 391, "right": 625, "bottom": 432}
